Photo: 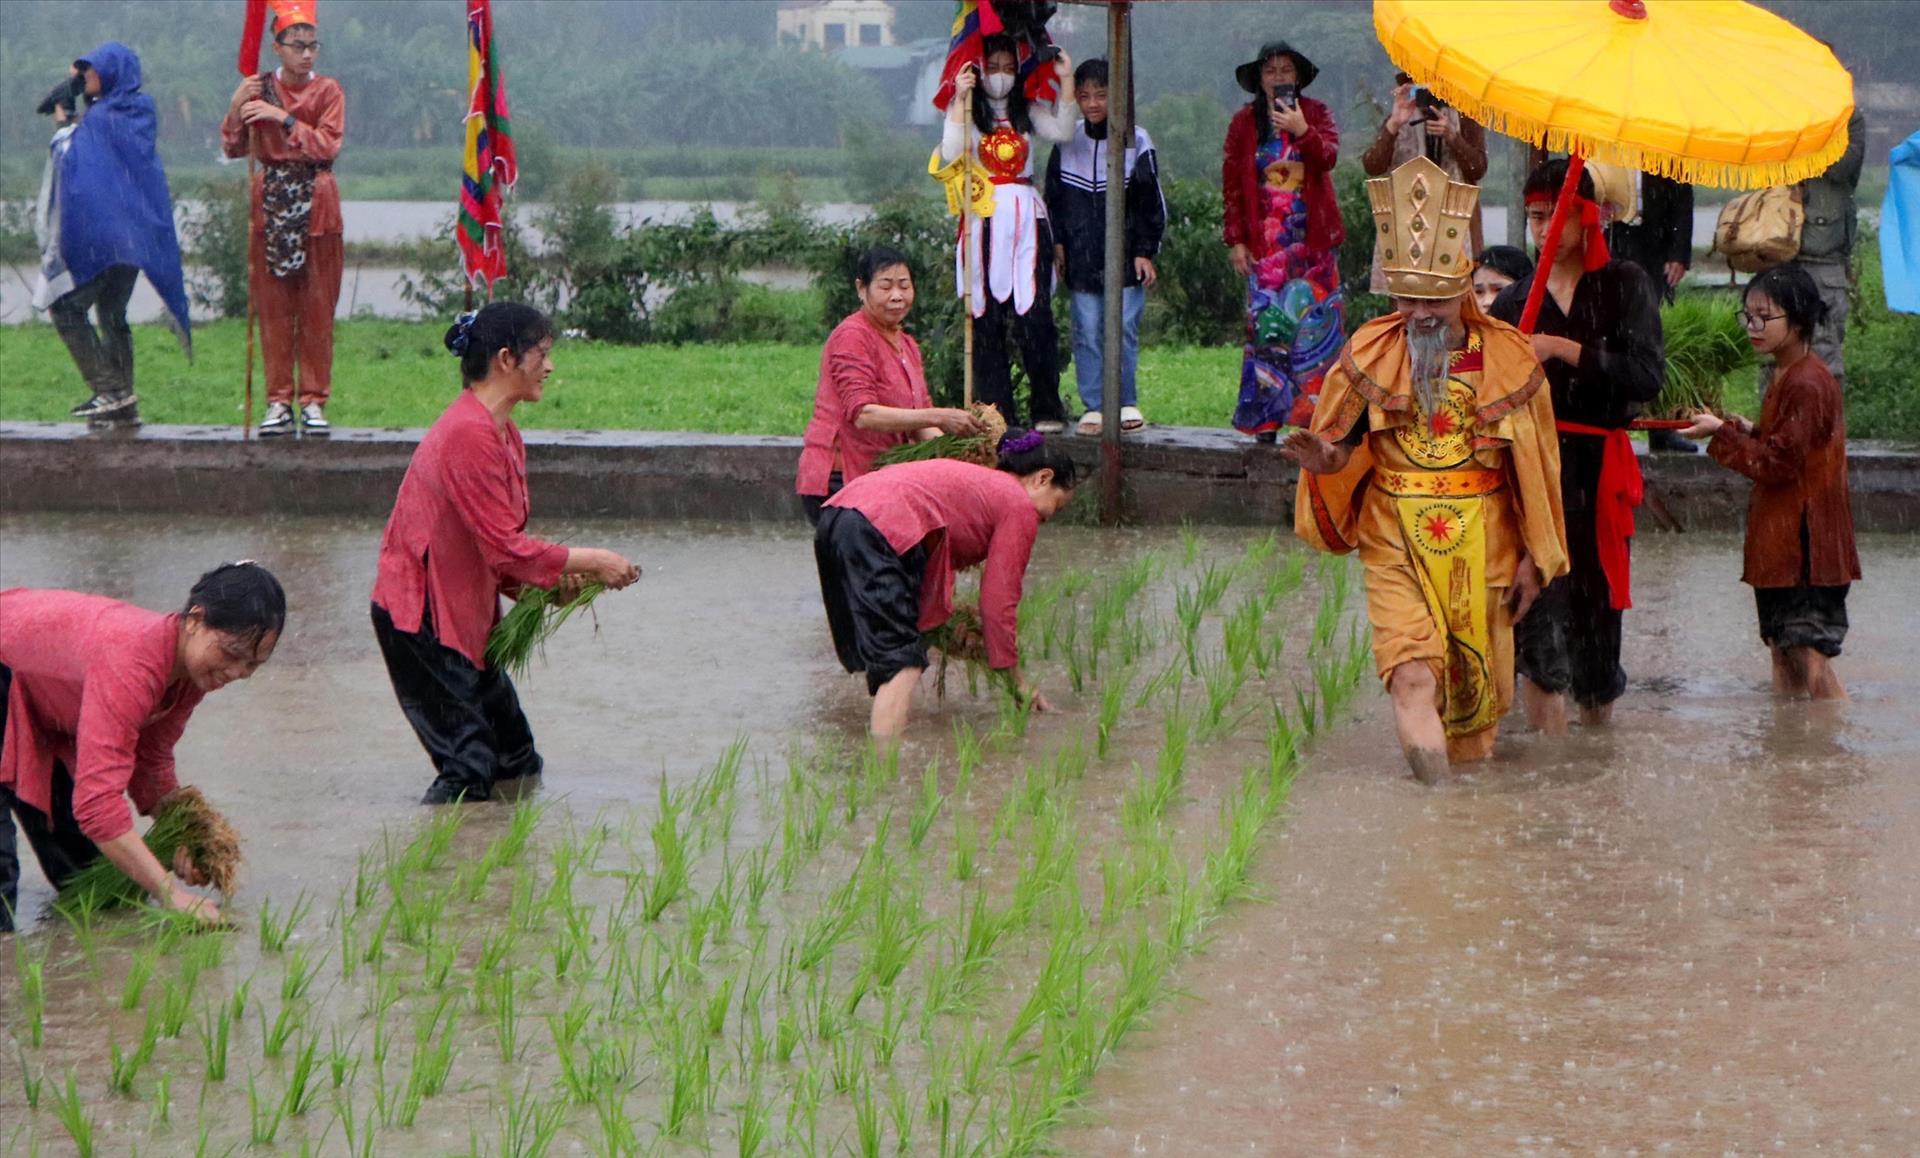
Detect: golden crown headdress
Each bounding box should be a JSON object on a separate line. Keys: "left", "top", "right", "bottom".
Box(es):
{"left": 1367, "top": 156, "right": 1480, "bottom": 299}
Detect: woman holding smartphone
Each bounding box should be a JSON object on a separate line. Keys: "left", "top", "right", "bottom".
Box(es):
{"left": 1223, "top": 41, "right": 1346, "bottom": 439}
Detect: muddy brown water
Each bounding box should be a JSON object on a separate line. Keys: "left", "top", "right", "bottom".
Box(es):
{"left": 1, "top": 513, "right": 1916, "bottom": 1154}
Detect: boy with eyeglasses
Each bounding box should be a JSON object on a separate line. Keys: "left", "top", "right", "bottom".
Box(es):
{"left": 222, "top": 0, "right": 345, "bottom": 438}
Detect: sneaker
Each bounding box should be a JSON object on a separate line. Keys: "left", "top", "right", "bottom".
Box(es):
{"left": 1120, "top": 405, "right": 1146, "bottom": 431}
{"left": 1034, "top": 419, "right": 1068, "bottom": 434}
{"left": 1077, "top": 411, "right": 1103, "bottom": 435}
{"left": 259, "top": 401, "right": 294, "bottom": 436}
{"left": 300, "top": 403, "right": 331, "bottom": 435}
{"left": 71, "top": 393, "right": 138, "bottom": 420}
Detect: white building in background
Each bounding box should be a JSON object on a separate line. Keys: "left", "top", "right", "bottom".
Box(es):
{"left": 778, "top": 0, "right": 896, "bottom": 51}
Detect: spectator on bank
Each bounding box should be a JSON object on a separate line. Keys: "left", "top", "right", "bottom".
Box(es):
{"left": 1680, "top": 263, "right": 1859, "bottom": 700}
{"left": 33, "top": 44, "right": 192, "bottom": 429}
{"left": 1044, "top": 57, "right": 1166, "bottom": 436}
{"left": 222, "top": 2, "right": 345, "bottom": 437}
{"left": 1224, "top": 40, "right": 1345, "bottom": 440}
{"left": 1764, "top": 106, "right": 1866, "bottom": 389}
{"left": 940, "top": 38, "right": 1076, "bottom": 431}
{"left": 1601, "top": 170, "right": 1698, "bottom": 452}
{"left": 795, "top": 248, "right": 983, "bottom": 525}
{"left": 1472, "top": 245, "right": 1533, "bottom": 313}
{"left": 1362, "top": 73, "right": 1488, "bottom": 278}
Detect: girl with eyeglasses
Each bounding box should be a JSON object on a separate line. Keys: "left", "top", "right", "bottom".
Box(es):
{"left": 1679, "top": 263, "right": 1861, "bottom": 699}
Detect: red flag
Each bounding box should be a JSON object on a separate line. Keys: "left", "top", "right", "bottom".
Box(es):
{"left": 237, "top": 0, "right": 268, "bottom": 75}
{"left": 458, "top": 0, "right": 517, "bottom": 290}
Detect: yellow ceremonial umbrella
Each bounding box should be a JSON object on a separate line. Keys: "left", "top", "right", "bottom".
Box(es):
{"left": 1374, "top": 0, "right": 1854, "bottom": 329}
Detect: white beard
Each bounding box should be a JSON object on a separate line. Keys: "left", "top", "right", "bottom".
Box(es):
{"left": 1407, "top": 319, "right": 1461, "bottom": 418}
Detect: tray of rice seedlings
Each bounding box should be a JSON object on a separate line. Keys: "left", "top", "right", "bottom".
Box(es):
{"left": 486, "top": 581, "right": 605, "bottom": 679}
{"left": 58, "top": 786, "right": 241, "bottom": 915}
{"left": 1641, "top": 292, "right": 1754, "bottom": 427}
{"left": 873, "top": 403, "right": 1008, "bottom": 468}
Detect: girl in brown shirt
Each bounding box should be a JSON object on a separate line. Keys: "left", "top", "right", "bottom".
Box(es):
{"left": 1681, "top": 263, "right": 1860, "bottom": 700}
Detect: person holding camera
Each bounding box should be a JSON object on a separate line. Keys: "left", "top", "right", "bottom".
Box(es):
{"left": 31, "top": 45, "right": 193, "bottom": 428}
{"left": 1362, "top": 74, "right": 1488, "bottom": 289}
{"left": 221, "top": 2, "right": 344, "bottom": 437}
{"left": 1223, "top": 41, "right": 1345, "bottom": 439}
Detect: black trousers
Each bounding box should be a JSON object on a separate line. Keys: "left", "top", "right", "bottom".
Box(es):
{"left": 50, "top": 264, "right": 139, "bottom": 399}
{"left": 973, "top": 218, "right": 1066, "bottom": 427}
{"left": 370, "top": 602, "right": 543, "bottom": 803}
{"left": 1, "top": 664, "right": 102, "bottom": 932}
{"left": 801, "top": 471, "right": 844, "bottom": 528}
{"left": 1515, "top": 508, "right": 1629, "bottom": 709}
{"left": 814, "top": 508, "right": 930, "bottom": 695}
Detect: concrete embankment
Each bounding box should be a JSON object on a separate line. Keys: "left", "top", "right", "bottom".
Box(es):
{"left": 3, "top": 421, "right": 1918, "bottom": 531}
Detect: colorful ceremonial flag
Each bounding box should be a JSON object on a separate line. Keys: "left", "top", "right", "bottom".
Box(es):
{"left": 931, "top": 0, "right": 1000, "bottom": 113}
{"left": 458, "top": 0, "right": 517, "bottom": 291}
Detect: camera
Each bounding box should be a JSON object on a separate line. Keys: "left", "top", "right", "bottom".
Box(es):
{"left": 1412, "top": 85, "right": 1446, "bottom": 116}
{"left": 36, "top": 73, "right": 86, "bottom": 118}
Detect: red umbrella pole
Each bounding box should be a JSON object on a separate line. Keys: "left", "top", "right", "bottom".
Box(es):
{"left": 1516, "top": 153, "right": 1587, "bottom": 335}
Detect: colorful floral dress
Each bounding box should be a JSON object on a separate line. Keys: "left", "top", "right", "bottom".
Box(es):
{"left": 1233, "top": 135, "right": 1345, "bottom": 434}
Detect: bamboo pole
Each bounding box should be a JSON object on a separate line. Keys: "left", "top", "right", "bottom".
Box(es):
{"left": 242, "top": 139, "right": 257, "bottom": 440}
{"left": 962, "top": 83, "right": 975, "bottom": 408}
{"left": 1098, "top": 1, "right": 1132, "bottom": 525}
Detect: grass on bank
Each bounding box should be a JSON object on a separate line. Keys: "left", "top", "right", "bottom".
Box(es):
{"left": 0, "top": 320, "right": 1249, "bottom": 434}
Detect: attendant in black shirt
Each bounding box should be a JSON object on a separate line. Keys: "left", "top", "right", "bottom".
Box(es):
{"left": 1490, "top": 159, "right": 1664, "bottom": 732}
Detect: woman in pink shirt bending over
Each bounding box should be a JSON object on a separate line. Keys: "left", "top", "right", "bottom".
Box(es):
{"left": 814, "top": 431, "right": 1079, "bottom": 738}
{"left": 1, "top": 562, "right": 285, "bottom": 929}
{"left": 796, "top": 246, "right": 982, "bottom": 524}
{"left": 371, "top": 303, "right": 640, "bottom": 805}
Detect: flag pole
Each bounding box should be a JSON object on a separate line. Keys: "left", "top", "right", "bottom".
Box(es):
{"left": 962, "top": 83, "right": 975, "bottom": 409}
{"left": 242, "top": 144, "right": 257, "bottom": 440}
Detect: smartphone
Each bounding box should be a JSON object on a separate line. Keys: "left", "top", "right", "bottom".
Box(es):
{"left": 1271, "top": 83, "right": 1298, "bottom": 111}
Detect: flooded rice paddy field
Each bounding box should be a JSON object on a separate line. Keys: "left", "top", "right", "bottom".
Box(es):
{"left": 0, "top": 513, "right": 1916, "bottom": 1156}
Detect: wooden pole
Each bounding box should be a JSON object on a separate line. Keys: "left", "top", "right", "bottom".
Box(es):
{"left": 962, "top": 84, "right": 975, "bottom": 408}
{"left": 1098, "top": 1, "right": 1131, "bottom": 525}
{"left": 242, "top": 144, "right": 257, "bottom": 440}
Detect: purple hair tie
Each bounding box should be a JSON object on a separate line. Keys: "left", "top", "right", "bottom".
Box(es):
{"left": 999, "top": 431, "right": 1045, "bottom": 456}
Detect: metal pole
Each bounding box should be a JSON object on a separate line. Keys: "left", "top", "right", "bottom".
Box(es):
{"left": 1098, "top": 0, "right": 1131, "bottom": 525}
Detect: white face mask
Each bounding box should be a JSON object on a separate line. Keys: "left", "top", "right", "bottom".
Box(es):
{"left": 982, "top": 72, "right": 1015, "bottom": 100}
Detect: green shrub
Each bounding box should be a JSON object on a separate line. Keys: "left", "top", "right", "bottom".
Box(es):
{"left": 1146, "top": 178, "right": 1243, "bottom": 346}
{"left": 178, "top": 174, "right": 252, "bottom": 320}
{"left": 1845, "top": 226, "right": 1920, "bottom": 441}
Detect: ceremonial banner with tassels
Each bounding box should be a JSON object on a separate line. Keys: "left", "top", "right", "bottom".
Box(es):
{"left": 931, "top": 0, "right": 999, "bottom": 113}
{"left": 458, "top": 0, "right": 516, "bottom": 291}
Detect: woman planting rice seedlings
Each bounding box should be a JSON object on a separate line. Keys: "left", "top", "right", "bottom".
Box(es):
{"left": 1, "top": 562, "right": 282, "bottom": 929}
{"left": 814, "top": 432, "right": 1078, "bottom": 739}
{"left": 370, "top": 303, "right": 641, "bottom": 805}
{"left": 795, "top": 246, "right": 986, "bottom": 524}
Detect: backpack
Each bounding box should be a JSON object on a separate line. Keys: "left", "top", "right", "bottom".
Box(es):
{"left": 1713, "top": 185, "right": 1803, "bottom": 273}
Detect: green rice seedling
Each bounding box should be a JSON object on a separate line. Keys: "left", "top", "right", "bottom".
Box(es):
{"left": 951, "top": 812, "right": 978, "bottom": 882}
{"left": 950, "top": 890, "right": 1012, "bottom": 1004}
{"left": 866, "top": 874, "right": 929, "bottom": 991}
{"left": 887, "top": 1076, "right": 917, "bottom": 1155}
{"left": 1152, "top": 704, "right": 1191, "bottom": 813}
{"left": 661, "top": 1020, "right": 712, "bottom": 1139}
{"left": 1196, "top": 653, "right": 1251, "bottom": 739}
{"left": 1202, "top": 770, "right": 1271, "bottom": 911}
{"left": 853, "top": 1071, "right": 883, "bottom": 1157}
{"left": 327, "top": 1024, "right": 360, "bottom": 1089}
{"left": 337, "top": 1098, "right": 377, "bottom": 1158}
{"left": 1096, "top": 668, "right": 1132, "bottom": 759}
{"left": 704, "top": 972, "right": 737, "bottom": 1038}
{"left": 257, "top": 891, "right": 311, "bottom": 953}
{"left": 871, "top": 987, "right": 909, "bottom": 1068}
{"left": 261, "top": 997, "right": 303, "bottom": 1059}
{"left": 737, "top": 1077, "right": 771, "bottom": 1158}
{"left": 1101, "top": 927, "right": 1168, "bottom": 1059}
{"left": 496, "top": 1077, "right": 568, "bottom": 1158}
{"left": 282, "top": 1034, "right": 324, "bottom": 1117}
{"left": 396, "top": 996, "right": 459, "bottom": 1125}
{"left": 795, "top": 861, "right": 863, "bottom": 972}
{"left": 786, "top": 1065, "right": 826, "bottom": 1155}
{"left": 149, "top": 1072, "right": 173, "bottom": 1129}
{"left": 119, "top": 943, "right": 159, "bottom": 1010}
{"left": 107, "top": 1026, "right": 155, "bottom": 1095}
{"left": 742, "top": 844, "right": 774, "bottom": 917}
{"left": 51, "top": 1068, "right": 95, "bottom": 1157}
{"left": 1243, "top": 530, "right": 1279, "bottom": 569}
{"left": 387, "top": 882, "right": 450, "bottom": 948}
{"left": 155, "top": 972, "right": 197, "bottom": 1039}
{"left": 952, "top": 721, "right": 982, "bottom": 799}
{"left": 909, "top": 763, "right": 944, "bottom": 852}
{"left": 1179, "top": 522, "right": 1200, "bottom": 565}
{"left": 830, "top": 1029, "right": 862, "bottom": 1093}
{"left": 16, "top": 1046, "right": 43, "bottom": 1109}
{"left": 590, "top": 1085, "right": 641, "bottom": 1158}
{"left": 198, "top": 998, "right": 232, "bottom": 1081}
{"left": 247, "top": 1070, "right": 286, "bottom": 1147}
{"left": 774, "top": 1008, "right": 802, "bottom": 1063}
{"left": 1162, "top": 863, "right": 1207, "bottom": 957}
{"left": 493, "top": 967, "right": 520, "bottom": 1062}
{"left": 1292, "top": 682, "right": 1320, "bottom": 740}
{"left": 485, "top": 580, "right": 605, "bottom": 679}
{"left": 14, "top": 936, "right": 47, "bottom": 1046}
{"left": 280, "top": 943, "right": 329, "bottom": 1003}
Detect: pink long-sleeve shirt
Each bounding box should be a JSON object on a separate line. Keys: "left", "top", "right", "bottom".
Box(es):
{"left": 0, "top": 590, "right": 201, "bottom": 843}
{"left": 371, "top": 390, "right": 570, "bottom": 668}
{"left": 795, "top": 311, "right": 934, "bottom": 497}
{"left": 825, "top": 459, "right": 1040, "bottom": 670}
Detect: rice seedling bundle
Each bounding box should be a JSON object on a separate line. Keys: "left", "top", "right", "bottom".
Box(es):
{"left": 485, "top": 581, "right": 606, "bottom": 679}
{"left": 1653, "top": 293, "right": 1755, "bottom": 418}
{"left": 873, "top": 404, "right": 1008, "bottom": 468}
{"left": 58, "top": 786, "right": 241, "bottom": 915}
{"left": 923, "top": 603, "right": 1018, "bottom": 700}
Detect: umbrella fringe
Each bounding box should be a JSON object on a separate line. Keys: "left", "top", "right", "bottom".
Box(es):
{"left": 1390, "top": 64, "right": 1853, "bottom": 191}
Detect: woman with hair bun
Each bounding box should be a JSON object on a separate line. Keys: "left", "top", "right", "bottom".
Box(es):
{"left": 370, "top": 303, "right": 641, "bottom": 805}
{"left": 813, "top": 431, "right": 1079, "bottom": 738}
{"left": 1, "top": 561, "right": 286, "bottom": 928}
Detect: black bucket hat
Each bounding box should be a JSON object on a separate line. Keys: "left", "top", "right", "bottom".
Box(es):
{"left": 1235, "top": 41, "right": 1319, "bottom": 93}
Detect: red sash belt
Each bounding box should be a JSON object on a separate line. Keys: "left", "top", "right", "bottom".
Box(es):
{"left": 1556, "top": 420, "right": 1642, "bottom": 610}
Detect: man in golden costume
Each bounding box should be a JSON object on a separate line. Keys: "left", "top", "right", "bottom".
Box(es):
{"left": 1282, "top": 156, "right": 1568, "bottom": 783}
